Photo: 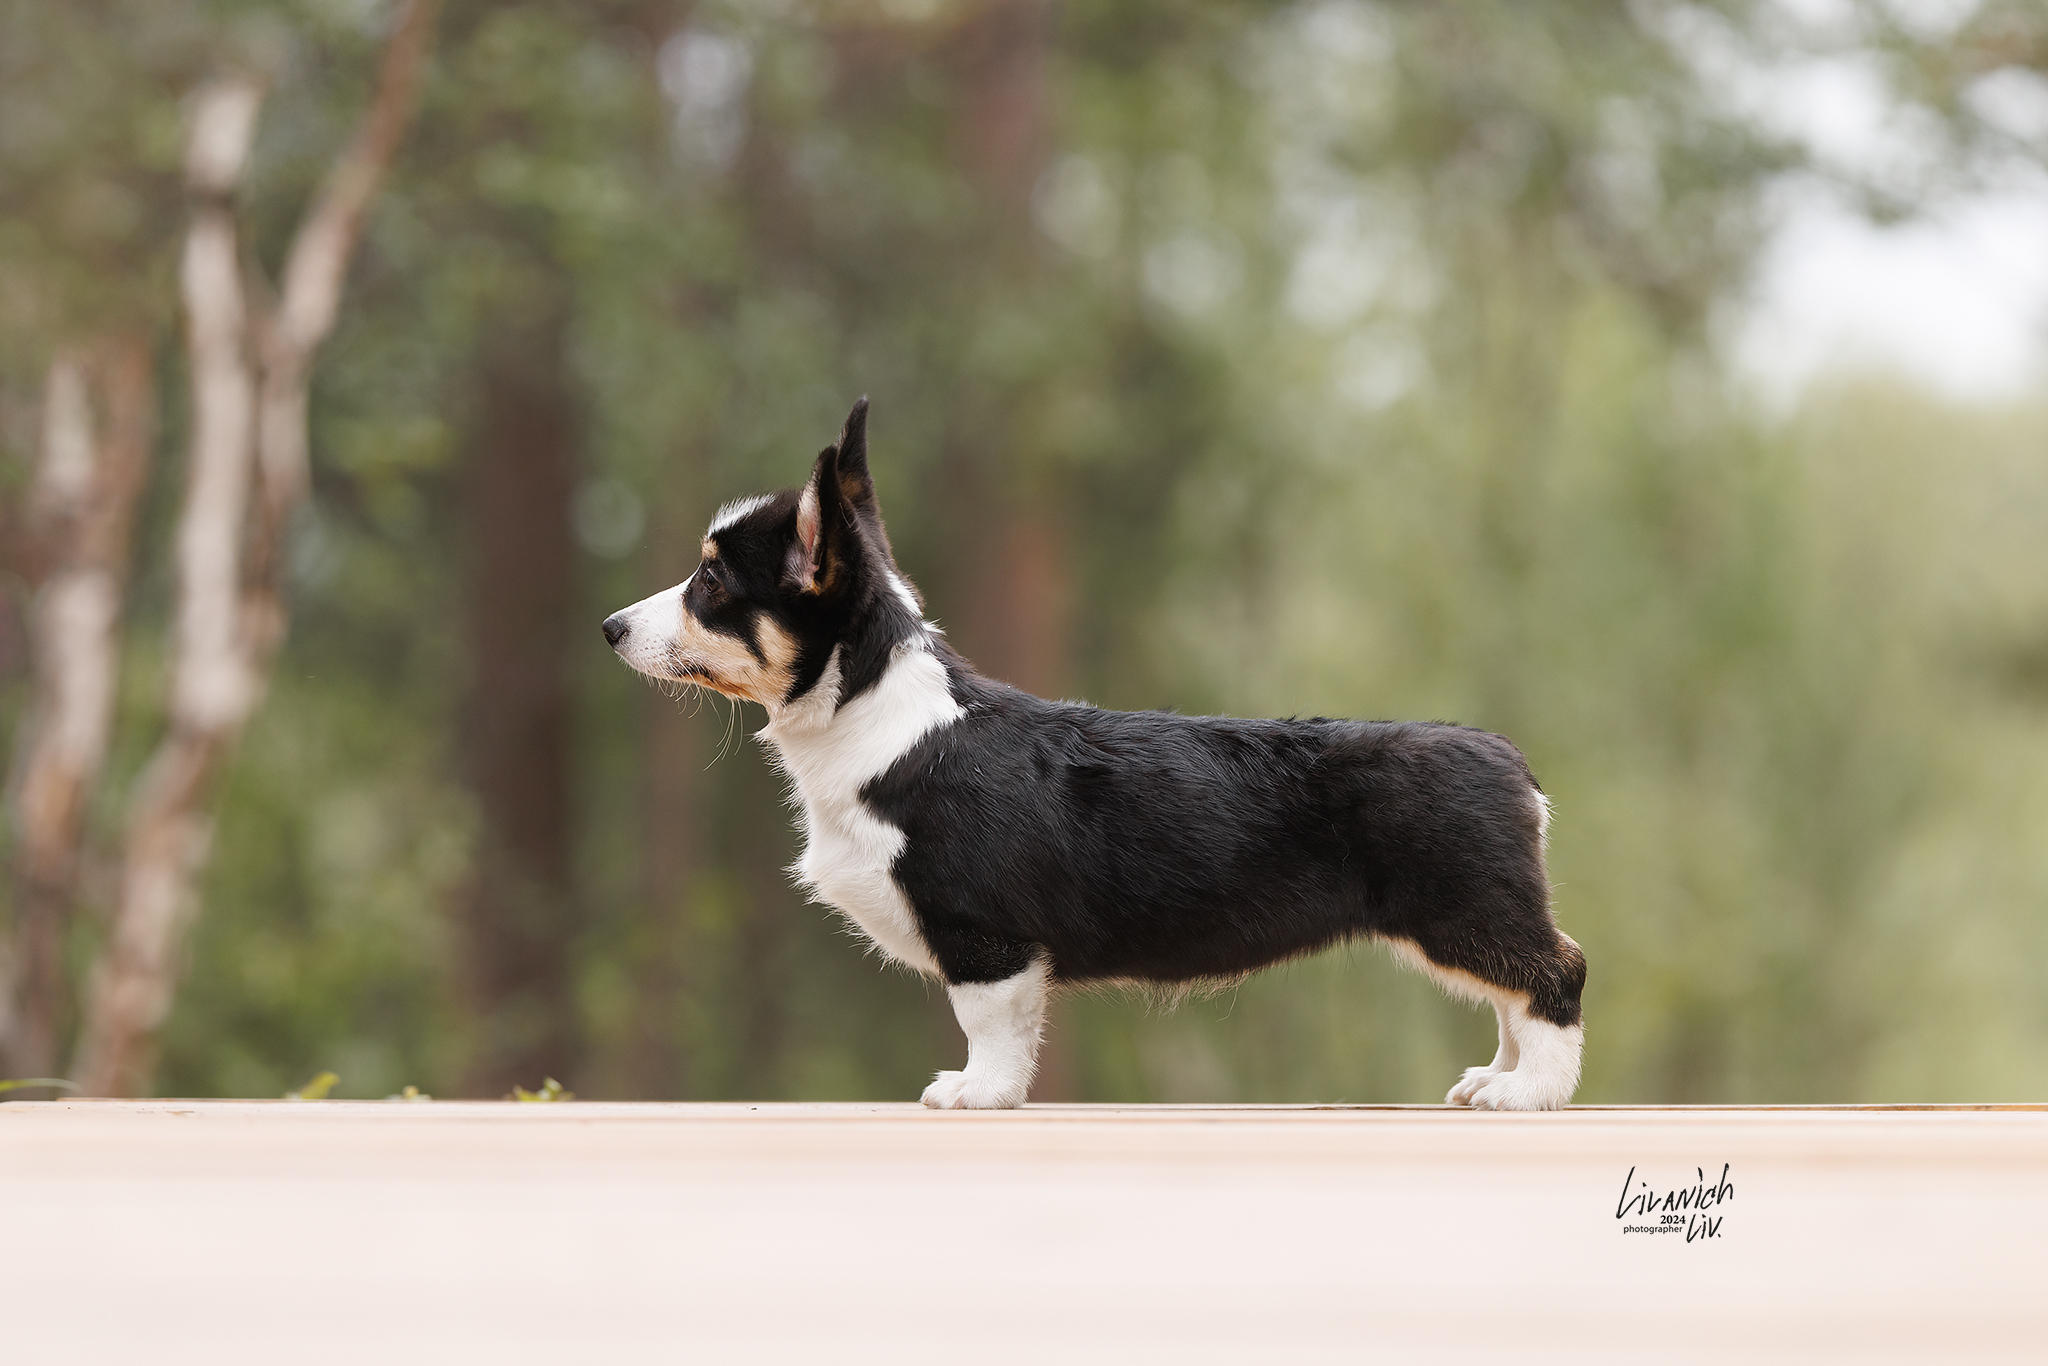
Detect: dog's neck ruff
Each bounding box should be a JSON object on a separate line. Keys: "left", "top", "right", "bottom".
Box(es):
{"left": 759, "top": 638, "right": 961, "bottom": 788}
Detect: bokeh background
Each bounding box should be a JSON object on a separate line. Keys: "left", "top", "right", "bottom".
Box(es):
{"left": 4, "top": 0, "right": 2047, "bottom": 1103}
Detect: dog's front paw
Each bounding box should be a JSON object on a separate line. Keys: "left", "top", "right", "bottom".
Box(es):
{"left": 1465, "top": 1070, "right": 1571, "bottom": 1112}
{"left": 921, "top": 1070, "right": 969, "bottom": 1108}
{"left": 1445, "top": 1065, "right": 1496, "bottom": 1107}
{"left": 920, "top": 1069, "right": 1026, "bottom": 1110}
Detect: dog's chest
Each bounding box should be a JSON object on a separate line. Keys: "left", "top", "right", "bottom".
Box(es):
{"left": 760, "top": 645, "right": 962, "bottom": 978}
{"left": 790, "top": 788, "right": 937, "bottom": 975}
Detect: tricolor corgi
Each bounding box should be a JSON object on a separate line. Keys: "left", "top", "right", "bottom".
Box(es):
{"left": 603, "top": 399, "right": 1584, "bottom": 1110}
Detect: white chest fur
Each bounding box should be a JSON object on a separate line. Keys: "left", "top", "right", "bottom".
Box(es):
{"left": 759, "top": 641, "right": 963, "bottom": 978}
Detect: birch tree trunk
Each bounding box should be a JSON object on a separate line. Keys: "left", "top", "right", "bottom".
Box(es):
{"left": 72, "top": 0, "right": 437, "bottom": 1097}
{"left": 0, "top": 339, "right": 153, "bottom": 1080}
{"left": 68, "top": 74, "right": 264, "bottom": 1099}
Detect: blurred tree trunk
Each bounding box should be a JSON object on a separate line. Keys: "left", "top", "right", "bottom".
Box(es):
{"left": 939, "top": 0, "right": 1080, "bottom": 1101}
{"left": 623, "top": 485, "right": 705, "bottom": 1099}
{"left": 0, "top": 337, "right": 152, "bottom": 1081}
{"left": 72, "top": 1, "right": 437, "bottom": 1097}
{"left": 623, "top": 677, "right": 697, "bottom": 1098}
{"left": 958, "top": 508, "right": 1070, "bottom": 699}
{"left": 457, "top": 298, "right": 581, "bottom": 1098}
{"left": 731, "top": 750, "right": 792, "bottom": 1097}
{"left": 73, "top": 75, "right": 268, "bottom": 1098}
{"left": 942, "top": 0, "right": 1066, "bottom": 696}
{"left": 950, "top": 0, "right": 1051, "bottom": 221}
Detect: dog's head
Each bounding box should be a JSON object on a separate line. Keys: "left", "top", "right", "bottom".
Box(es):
{"left": 602, "top": 397, "right": 927, "bottom": 712}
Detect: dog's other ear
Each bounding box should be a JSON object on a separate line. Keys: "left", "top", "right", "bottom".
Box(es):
{"left": 788, "top": 442, "right": 858, "bottom": 595}
{"left": 834, "top": 396, "right": 873, "bottom": 509}
{"left": 832, "top": 394, "right": 908, "bottom": 571}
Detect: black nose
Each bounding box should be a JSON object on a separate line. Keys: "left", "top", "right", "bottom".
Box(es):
{"left": 602, "top": 614, "right": 628, "bottom": 648}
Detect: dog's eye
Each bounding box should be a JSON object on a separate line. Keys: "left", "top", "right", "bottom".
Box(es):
{"left": 697, "top": 567, "right": 726, "bottom": 597}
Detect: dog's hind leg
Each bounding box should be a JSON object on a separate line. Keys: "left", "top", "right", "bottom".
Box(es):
{"left": 1383, "top": 930, "right": 1585, "bottom": 1111}
{"left": 1461, "top": 993, "right": 1583, "bottom": 1112}
{"left": 1445, "top": 996, "right": 1520, "bottom": 1105}
{"left": 921, "top": 956, "right": 1049, "bottom": 1110}
{"left": 1459, "top": 926, "right": 1585, "bottom": 1111}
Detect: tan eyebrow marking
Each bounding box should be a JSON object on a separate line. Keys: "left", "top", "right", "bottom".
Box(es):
{"left": 700, "top": 538, "right": 718, "bottom": 560}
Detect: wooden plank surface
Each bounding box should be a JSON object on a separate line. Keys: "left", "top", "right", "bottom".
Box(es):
{"left": 3, "top": 1100, "right": 2042, "bottom": 1362}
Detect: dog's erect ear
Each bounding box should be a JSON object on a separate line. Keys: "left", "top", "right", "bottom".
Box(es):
{"left": 788, "top": 441, "right": 858, "bottom": 595}
{"left": 834, "top": 396, "right": 873, "bottom": 508}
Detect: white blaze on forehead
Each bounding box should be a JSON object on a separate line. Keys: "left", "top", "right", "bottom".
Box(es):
{"left": 708, "top": 493, "right": 774, "bottom": 535}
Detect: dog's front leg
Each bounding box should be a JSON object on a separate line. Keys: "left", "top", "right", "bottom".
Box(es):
{"left": 921, "top": 957, "right": 1049, "bottom": 1110}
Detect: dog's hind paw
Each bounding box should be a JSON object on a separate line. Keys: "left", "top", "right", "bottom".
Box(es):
{"left": 920, "top": 1069, "right": 1026, "bottom": 1110}
{"left": 1445, "top": 1065, "right": 1497, "bottom": 1107}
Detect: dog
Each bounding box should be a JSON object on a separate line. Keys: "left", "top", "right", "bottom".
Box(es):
{"left": 603, "top": 398, "right": 1585, "bottom": 1110}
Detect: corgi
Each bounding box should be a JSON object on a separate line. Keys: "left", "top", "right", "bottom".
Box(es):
{"left": 603, "top": 399, "right": 1584, "bottom": 1110}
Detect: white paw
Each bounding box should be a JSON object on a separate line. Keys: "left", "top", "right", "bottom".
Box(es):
{"left": 920, "top": 1069, "right": 1026, "bottom": 1110}
{"left": 1465, "top": 1070, "right": 1570, "bottom": 1112}
{"left": 1445, "top": 1065, "right": 1497, "bottom": 1107}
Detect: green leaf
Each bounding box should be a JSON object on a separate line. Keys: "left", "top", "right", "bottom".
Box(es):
{"left": 285, "top": 1071, "right": 340, "bottom": 1100}
{"left": 510, "top": 1077, "right": 572, "bottom": 1102}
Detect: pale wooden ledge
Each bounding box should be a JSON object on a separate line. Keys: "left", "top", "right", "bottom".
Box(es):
{"left": 4, "top": 1100, "right": 2043, "bottom": 1363}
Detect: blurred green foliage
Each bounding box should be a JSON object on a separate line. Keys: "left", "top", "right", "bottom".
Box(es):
{"left": 3, "top": 0, "right": 2046, "bottom": 1102}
